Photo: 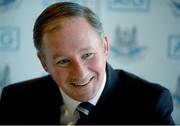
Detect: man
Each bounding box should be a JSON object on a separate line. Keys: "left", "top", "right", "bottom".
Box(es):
{"left": 0, "top": 2, "right": 175, "bottom": 125}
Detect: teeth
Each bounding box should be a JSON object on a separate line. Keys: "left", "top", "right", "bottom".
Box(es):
{"left": 72, "top": 77, "right": 94, "bottom": 86}
{"left": 74, "top": 81, "right": 89, "bottom": 86}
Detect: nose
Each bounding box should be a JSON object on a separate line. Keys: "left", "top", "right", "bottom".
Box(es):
{"left": 70, "top": 60, "right": 87, "bottom": 80}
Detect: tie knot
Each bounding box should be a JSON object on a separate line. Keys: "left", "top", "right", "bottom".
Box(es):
{"left": 76, "top": 102, "right": 94, "bottom": 118}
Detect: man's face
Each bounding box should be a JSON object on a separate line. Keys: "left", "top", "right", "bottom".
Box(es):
{"left": 39, "top": 17, "right": 109, "bottom": 101}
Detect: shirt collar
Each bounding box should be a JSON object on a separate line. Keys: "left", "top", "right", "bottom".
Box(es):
{"left": 60, "top": 71, "right": 107, "bottom": 115}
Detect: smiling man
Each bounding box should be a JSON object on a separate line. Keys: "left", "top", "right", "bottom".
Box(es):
{"left": 0, "top": 2, "right": 175, "bottom": 125}
{"left": 39, "top": 17, "right": 108, "bottom": 102}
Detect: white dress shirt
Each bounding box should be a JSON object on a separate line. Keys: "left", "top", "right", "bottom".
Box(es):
{"left": 59, "top": 72, "right": 107, "bottom": 125}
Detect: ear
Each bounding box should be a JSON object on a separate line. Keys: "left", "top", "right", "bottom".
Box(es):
{"left": 102, "top": 35, "right": 109, "bottom": 56}
{"left": 37, "top": 52, "right": 48, "bottom": 72}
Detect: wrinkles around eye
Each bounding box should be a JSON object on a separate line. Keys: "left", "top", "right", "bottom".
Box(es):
{"left": 82, "top": 53, "right": 95, "bottom": 60}
{"left": 57, "top": 59, "right": 70, "bottom": 66}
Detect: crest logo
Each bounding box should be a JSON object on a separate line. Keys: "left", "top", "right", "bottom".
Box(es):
{"left": 107, "top": 0, "right": 150, "bottom": 12}
{"left": 168, "top": 35, "right": 180, "bottom": 59}
{"left": 0, "top": 27, "right": 20, "bottom": 51}
{"left": 110, "top": 26, "right": 146, "bottom": 61}
{"left": 0, "top": 0, "right": 21, "bottom": 13}
{"left": 169, "top": 0, "right": 180, "bottom": 17}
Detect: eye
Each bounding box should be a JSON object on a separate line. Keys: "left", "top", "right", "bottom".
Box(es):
{"left": 56, "top": 59, "right": 70, "bottom": 67}
{"left": 82, "top": 53, "right": 94, "bottom": 60}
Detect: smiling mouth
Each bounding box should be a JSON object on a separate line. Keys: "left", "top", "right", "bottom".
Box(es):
{"left": 71, "top": 76, "right": 94, "bottom": 87}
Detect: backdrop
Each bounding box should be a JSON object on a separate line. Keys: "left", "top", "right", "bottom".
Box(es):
{"left": 0, "top": 0, "right": 179, "bottom": 124}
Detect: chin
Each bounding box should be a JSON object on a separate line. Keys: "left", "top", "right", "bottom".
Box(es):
{"left": 77, "top": 93, "right": 96, "bottom": 102}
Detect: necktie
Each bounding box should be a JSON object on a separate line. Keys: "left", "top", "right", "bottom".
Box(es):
{"left": 76, "top": 102, "right": 94, "bottom": 124}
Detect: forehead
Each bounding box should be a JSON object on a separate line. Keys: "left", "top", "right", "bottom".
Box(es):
{"left": 43, "top": 16, "right": 92, "bottom": 35}
{"left": 42, "top": 17, "right": 100, "bottom": 46}
{"left": 41, "top": 17, "right": 101, "bottom": 54}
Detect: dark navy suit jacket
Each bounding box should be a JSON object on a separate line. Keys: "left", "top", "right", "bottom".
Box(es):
{"left": 0, "top": 64, "right": 174, "bottom": 125}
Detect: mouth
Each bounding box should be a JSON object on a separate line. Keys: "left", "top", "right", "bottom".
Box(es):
{"left": 71, "top": 76, "right": 94, "bottom": 87}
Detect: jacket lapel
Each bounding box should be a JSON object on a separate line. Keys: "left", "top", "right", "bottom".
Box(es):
{"left": 87, "top": 63, "right": 123, "bottom": 124}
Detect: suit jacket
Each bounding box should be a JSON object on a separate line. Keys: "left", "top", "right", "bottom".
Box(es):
{"left": 0, "top": 64, "right": 174, "bottom": 125}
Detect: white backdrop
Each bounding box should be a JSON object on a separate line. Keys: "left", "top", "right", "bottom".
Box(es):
{"left": 0, "top": 0, "right": 180, "bottom": 124}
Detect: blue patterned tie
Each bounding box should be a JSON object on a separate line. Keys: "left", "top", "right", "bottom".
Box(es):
{"left": 76, "top": 102, "right": 94, "bottom": 124}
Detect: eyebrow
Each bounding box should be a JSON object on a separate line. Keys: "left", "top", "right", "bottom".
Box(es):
{"left": 80, "top": 47, "right": 92, "bottom": 52}
{"left": 52, "top": 47, "right": 93, "bottom": 60}
{"left": 53, "top": 54, "right": 66, "bottom": 60}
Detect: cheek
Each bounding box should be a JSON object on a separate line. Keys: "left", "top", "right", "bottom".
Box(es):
{"left": 89, "top": 54, "right": 106, "bottom": 74}
{"left": 50, "top": 68, "right": 69, "bottom": 84}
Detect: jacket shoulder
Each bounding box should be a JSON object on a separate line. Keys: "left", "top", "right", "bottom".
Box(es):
{"left": 115, "top": 69, "right": 168, "bottom": 94}
{"left": 1, "top": 75, "right": 53, "bottom": 98}
{"left": 4, "top": 75, "right": 49, "bottom": 88}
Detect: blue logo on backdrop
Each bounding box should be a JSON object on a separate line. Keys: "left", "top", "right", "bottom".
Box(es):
{"left": 0, "top": 27, "right": 20, "bottom": 51}
{"left": 107, "top": 0, "right": 150, "bottom": 12}
{"left": 0, "top": 0, "right": 21, "bottom": 13}
{"left": 169, "top": 0, "right": 180, "bottom": 17}
{"left": 111, "top": 26, "right": 146, "bottom": 60}
{"left": 168, "top": 35, "right": 180, "bottom": 59}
